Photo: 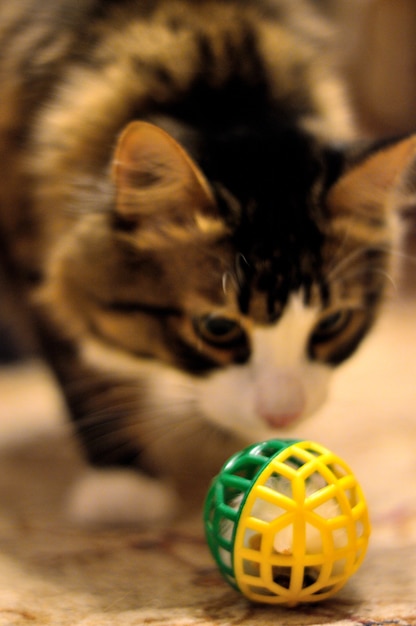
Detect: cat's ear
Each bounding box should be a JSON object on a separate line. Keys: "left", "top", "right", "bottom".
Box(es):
{"left": 111, "top": 121, "right": 216, "bottom": 228}
{"left": 327, "top": 135, "right": 416, "bottom": 218}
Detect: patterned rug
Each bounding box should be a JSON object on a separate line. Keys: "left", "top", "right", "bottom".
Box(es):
{"left": 0, "top": 298, "right": 415, "bottom": 626}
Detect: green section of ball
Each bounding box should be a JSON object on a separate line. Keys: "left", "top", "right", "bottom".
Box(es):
{"left": 203, "top": 438, "right": 301, "bottom": 588}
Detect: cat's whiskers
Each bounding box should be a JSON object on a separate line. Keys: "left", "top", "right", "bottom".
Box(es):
{"left": 222, "top": 270, "right": 239, "bottom": 296}
{"left": 326, "top": 216, "right": 357, "bottom": 274}
{"left": 332, "top": 265, "right": 398, "bottom": 293}
{"left": 388, "top": 245, "right": 416, "bottom": 265}
{"left": 63, "top": 376, "right": 142, "bottom": 396}
{"left": 328, "top": 239, "right": 416, "bottom": 295}
{"left": 72, "top": 382, "right": 198, "bottom": 442}
{"left": 71, "top": 412, "right": 147, "bottom": 463}
{"left": 131, "top": 402, "right": 202, "bottom": 439}
{"left": 326, "top": 242, "right": 387, "bottom": 283}
{"left": 74, "top": 404, "right": 209, "bottom": 465}
{"left": 235, "top": 253, "right": 250, "bottom": 287}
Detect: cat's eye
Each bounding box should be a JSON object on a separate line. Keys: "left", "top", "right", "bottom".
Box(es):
{"left": 193, "top": 313, "right": 246, "bottom": 349}
{"left": 311, "top": 309, "right": 353, "bottom": 342}
{"left": 309, "top": 307, "right": 369, "bottom": 366}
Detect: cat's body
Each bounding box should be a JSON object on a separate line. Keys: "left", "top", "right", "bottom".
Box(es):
{"left": 1, "top": 0, "right": 415, "bottom": 523}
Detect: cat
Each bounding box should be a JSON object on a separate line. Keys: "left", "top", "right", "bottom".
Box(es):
{"left": 0, "top": 0, "right": 415, "bottom": 525}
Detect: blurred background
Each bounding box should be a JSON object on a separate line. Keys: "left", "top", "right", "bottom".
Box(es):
{"left": 335, "top": 0, "right": 416, "bottom": 137}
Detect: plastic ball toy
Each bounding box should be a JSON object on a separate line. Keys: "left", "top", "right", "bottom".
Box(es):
{"left": 204, "top": 439, "right": 371, "bottom": 607}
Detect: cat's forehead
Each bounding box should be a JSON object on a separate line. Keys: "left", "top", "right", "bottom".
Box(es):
{"left": 199, "top": 126, "right": 326, "bottom": 244}
{"left": 195, "top": 130, "right": 328, "bottom": 320}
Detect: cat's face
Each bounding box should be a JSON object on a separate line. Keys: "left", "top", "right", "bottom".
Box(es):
{"left": 42, "top": 122, "right": 414, "bottom": 441}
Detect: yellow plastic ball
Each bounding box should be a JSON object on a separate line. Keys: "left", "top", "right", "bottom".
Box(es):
{"left": 204, "top": 439, "right": 371, "bottom": 607}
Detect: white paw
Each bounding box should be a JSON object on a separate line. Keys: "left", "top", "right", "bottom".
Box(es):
{"left": 66, "top": 468, "right": 177, "bottom": 527}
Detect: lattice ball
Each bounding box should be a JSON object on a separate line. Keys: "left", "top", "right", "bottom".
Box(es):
{"left": 204, "top": 439, "right": 371, "bottom": 607}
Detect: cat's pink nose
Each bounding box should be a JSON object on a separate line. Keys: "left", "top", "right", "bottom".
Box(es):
{"left": 255, "top": 373, "right": 305, "bottom": 429}
{"left": 261, "top": 411, "right": 302, "bottom": 429}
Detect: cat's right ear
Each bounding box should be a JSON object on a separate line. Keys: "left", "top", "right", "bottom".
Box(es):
{"left": 111, "top": 121, "right": 218, "bottom": 236}
{"left": 326, "top": 135, "right": 416, "bottom": 221}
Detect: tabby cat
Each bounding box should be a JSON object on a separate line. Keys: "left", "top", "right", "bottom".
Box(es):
{"left": 0, "top": 0, "right": 415, "bottom": 524}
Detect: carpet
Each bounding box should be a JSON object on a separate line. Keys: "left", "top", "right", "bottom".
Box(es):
{"left": 0, "top": 297, "right": 415, "bottom": 626}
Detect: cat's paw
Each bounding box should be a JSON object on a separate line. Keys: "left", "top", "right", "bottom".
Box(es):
{"left": 66, "top": 468, "right": 177, "bottom": 527}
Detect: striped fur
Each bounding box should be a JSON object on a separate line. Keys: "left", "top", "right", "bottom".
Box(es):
{"left": 1, "top": 0, "right": 415, "bottom": 521}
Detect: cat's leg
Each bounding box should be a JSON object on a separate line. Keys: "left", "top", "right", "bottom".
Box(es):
{"left": 59, "top": 359, "right": 179, "bottom": 526}
{"left": 61, "top": 360, "right": 180, "bottom": 526}
{"left": 66, "top": 467, "right": 178, "bottom": 526}
{"left": 32, "top": 312, "right": 178, "bottom": 526}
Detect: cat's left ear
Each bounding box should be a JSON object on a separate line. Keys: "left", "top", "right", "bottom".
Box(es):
{"left": 111, "top": 121, "right": 218, "bottom": 234}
